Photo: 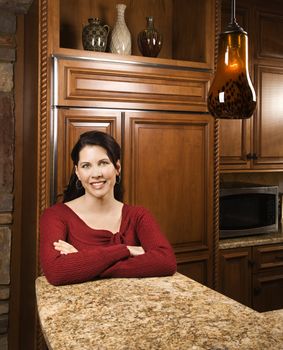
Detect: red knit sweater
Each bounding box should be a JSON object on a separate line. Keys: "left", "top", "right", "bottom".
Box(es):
{"left": 40, "top": 203, "right": 177, "bottom": 286}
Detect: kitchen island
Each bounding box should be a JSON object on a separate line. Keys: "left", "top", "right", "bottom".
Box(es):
{"left": 36, "top": 273, "right": 283, "bottom": 350}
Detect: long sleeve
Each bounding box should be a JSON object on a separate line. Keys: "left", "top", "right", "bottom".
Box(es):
{"left": 40, "top": 206, "right": 130, "bottom": 286}
{"left": 99, "top": 207, "right": 177, "bottom": 278}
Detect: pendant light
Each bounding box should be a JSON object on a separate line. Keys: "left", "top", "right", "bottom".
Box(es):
{"left": 207, "top": 0, "right": 256, "bottom": 119}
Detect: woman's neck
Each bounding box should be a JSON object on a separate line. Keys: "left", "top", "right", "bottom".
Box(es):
{"left": 79, "top": 194, "right": 120, "bottom": 213}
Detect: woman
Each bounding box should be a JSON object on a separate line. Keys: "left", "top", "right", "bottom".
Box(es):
{"left": 40, "top": 131, "right": 176, "bottom": 286}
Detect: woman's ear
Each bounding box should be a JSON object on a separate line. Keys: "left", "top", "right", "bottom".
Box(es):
{"left": 75, "top": 165, "right": 80, "bottom": 180}
{"left": 116, "top": 160, "right": 121, "bottom": 175}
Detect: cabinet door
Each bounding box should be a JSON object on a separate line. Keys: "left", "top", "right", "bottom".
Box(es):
{"left": 252, "top": 244, "right": 283, "bottom": 311}
{"left": 219, "top": 119, "right": 251, "bottom": 170}
{"left": 219, "top": 247, "right": 252, "bottom": 307}
{"left": 54, "top": 108, "right": 121, "bottom": 202}
{"left": 123, "top": 111, "right": 215, "bottom": 287}
{"left": 253, "top": 268, "right": 283, "bottom": 312}
{"left": 252, "top": 66, "right": 283, "bottom": 169}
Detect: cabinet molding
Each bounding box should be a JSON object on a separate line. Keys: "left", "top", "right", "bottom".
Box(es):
{"left": 55, "top": 56, "right": 211, "bottom": 112}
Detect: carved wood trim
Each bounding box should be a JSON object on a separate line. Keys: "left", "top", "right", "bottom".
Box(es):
{"left": 38, "top": 0, "right": 49, "bottom": 271}
{"left": 213, "top": 118, "right": 220, "bottom": 291}
{"left": 37, "top": 0, "right": 49, "bottom": 349}
{"left": 212, "top": 0, "right": 221, "bottom": 292}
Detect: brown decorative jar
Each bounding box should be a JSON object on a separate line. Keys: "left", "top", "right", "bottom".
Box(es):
{"left": 82, "top": 18, "right": 110, "bottom": 52}
{"left": 137, "top": 16, "right": 163, "bottom": 57}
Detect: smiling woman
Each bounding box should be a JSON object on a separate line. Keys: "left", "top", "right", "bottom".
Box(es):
{"left": 39, "top": 131, "right": 177, "bottom": 286}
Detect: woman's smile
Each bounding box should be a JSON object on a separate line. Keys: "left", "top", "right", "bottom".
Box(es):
{"left": 90, "top": 180, "right": 107, "bottom": 190}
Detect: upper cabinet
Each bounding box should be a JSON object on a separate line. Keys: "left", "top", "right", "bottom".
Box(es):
{"left": 47, "top": 0, "right": 216, "bottom": 70}
{"left": 219, "top": 0, "right": 283, "bottom": 171}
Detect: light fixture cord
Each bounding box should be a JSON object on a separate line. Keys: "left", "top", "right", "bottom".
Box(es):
{"left": 230, "top": 0, "right": 236, "bottom": 24}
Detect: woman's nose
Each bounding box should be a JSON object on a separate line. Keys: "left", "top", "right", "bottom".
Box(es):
{"left": 91, "top": 165, "right": 102, "bottom": 177}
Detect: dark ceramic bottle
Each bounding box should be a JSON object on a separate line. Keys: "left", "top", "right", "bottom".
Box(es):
{"left": 82, "top": 18, "right": 110, "bottom": 52}
{"left": 137, "top": 16, "right": 163, "bottom": 57}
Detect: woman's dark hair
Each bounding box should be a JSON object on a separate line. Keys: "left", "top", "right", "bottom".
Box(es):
{"left": 63, "top": 131, "right": 122, "bottom": 202}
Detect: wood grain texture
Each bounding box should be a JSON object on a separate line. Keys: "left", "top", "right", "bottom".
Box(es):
{"left": 219, "top": 247, "right": 252, "bottom": 307}
{"left": 55, "top": 56, "right": 210, "bottom": 112}
{"left": 123, "top": 111, "right": 214, "bottom": 287}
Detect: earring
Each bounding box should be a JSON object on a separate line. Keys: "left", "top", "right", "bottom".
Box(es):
{"left": 116, "top": 174, "right": 121, "bottom": 185}
{"left": 76, "top": 179, "right": 83, "bottom": 190}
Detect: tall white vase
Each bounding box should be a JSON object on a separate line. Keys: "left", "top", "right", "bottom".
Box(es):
{"left": 110, "top": 4, "right": 131, "bottom": 55}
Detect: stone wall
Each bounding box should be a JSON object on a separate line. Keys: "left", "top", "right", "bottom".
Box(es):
{"left": 0, "top": 1, "right": 33, "bottom": 349}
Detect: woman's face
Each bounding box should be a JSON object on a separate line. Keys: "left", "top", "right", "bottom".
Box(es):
{"left": 75, "top": 145, "right": 120, "bottom": 200}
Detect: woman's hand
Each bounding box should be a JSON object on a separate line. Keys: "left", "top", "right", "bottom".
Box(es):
{"left": 53, "top": 240, "right": 78, "bottom": 255}
{"left": 127, "top": 246, "right": 145, "bottom": 256}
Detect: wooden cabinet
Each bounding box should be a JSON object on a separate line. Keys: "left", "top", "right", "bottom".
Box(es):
{"left": 220, "top": 0, "right": 283, "bottom": 171}
{"left": 252, "top": 244, "right": 283, "bottom": 312}
{"left": 19, "top": 1, "right": 219, "bottom": 349}
{"left": 219, "top": 247, "right": 252, "bottom": 307}
{"left": 220, "top": 243, "right": 283, "bottom": 312}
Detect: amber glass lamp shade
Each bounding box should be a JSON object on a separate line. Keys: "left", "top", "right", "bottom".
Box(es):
{"left": 207, "top": 24, "right": 256, "bottom": 119}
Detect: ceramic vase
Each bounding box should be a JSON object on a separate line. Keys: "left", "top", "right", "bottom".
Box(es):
{"left": 110, "top": 4, "right": 131, "bottom": 55}
{"left": 82, "top": 18, "right": 110, "bottom": 52}
{"left": 137, "top": 16, "right": 163, "bottom": 57}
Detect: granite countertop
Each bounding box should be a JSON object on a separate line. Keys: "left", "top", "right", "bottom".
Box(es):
{"left": 219, "top": 229, "right": 283, "bottom": 250}
{"left": 36, "top": 273, "right": 283, "bottom": 350}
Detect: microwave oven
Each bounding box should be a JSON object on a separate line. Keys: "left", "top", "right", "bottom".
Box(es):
{"left": 220, "top": 183, "right": 279, "bottom": 239}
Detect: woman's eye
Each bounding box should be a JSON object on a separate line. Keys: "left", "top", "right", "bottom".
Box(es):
{"left": 82, "top": 163, "right": 90, "bottom": 169}
{"left": 100, "top": 160, "right": 110, "bottom": 166}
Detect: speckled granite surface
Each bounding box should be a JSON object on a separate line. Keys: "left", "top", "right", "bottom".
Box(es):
{"left": 219, "top": 230, "right": 283, "bottom": 250}
{"left": 36, "top": 273, "right": 283, "bottom": 350}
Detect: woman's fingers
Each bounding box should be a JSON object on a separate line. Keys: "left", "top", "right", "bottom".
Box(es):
{"left": 53, "top": 240, "right": 78, "bottom": 254}
{"left": 127, "top": 246, "right": 145, "bottom": 256}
